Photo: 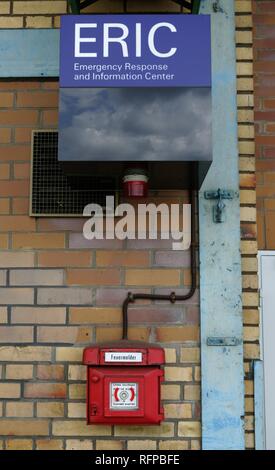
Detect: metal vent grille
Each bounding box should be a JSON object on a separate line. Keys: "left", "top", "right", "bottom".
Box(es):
{"left": 30, "top": 130, "right": 117, "bottom": 216}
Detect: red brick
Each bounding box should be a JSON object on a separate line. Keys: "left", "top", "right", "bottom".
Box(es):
{"left": 12, "top": 198, "right": 29, "bottom": 215}
{"left": 266, "top": 212, "right": 275, "bottom": 248}
{"left": 256, "top": 2, "right": 275, "bottom": 13}
{"left": 128, "top": 307, "right": 182, "bottom": 324}
{"left": 264, "top": 199, "right": 275, "bottom": 209}
{"left": 69, "top": 233, "right": 123, "bottom": 249}
{"left": 0, "top": 128, "right": 11, "bottom": 143}
{"left": 42, "top": 110, "right": 58, "bottom": 126}
{"left": 17, "top": 91, "right": 58, "bottom": 108}
{"left": 254, "top": 14, "right": 275, "bottom": 25}
{"left": 126, "top": 238, "right": 172, "bottom": 249}
{"left": 0, "top": 199, "right": 10, "bottom": 214}
{"left": 95, "top": 288, "right": 151, "bottom": 306}
{"left": 0, "top": 110, "right": 38, "bottom": 125}
{"left": 42, "top": 81, "right": 59, "bottom": 90}
{"left": 256, "top": 75, "right": 275, "bottom": 88}
{"left": 0, "top": 181, "right": 29, "bottom": 197}
{"left": 14, "top": 128, "right": 33, "bottom": 143}
{"left": 14, "top": 163, "right": 30, "bottom": 179}
{"left": 258, "top": 215, "right": 266, "bottom": 249}
{"left": 67, "top": 269, "right": 120, "bottom": 285}
{"left": 38, "top": 218, "right": 84, "bottom": 231}
{"left": 0, "top": 82, "right": 41, "bottom": 90}
{"left": 96, "top": 327, "right": 150, "bottom": 342}
{"left": 36, "top": 365, "right": 64, "bottom": 381}
{"left": 185, "top": 306, "right": 200, "bottom": 324}
{"left": 0, "top": 234, "right": 8, "bottom": 249}
{"left": 264, "top": 99, "right": 275, "bottom": 109}
{"left": 255, "top": 62, "right": 275, "bottom": 73}
{"left": 0, "top": 161, "right": 10, "bottom": 181}
{"left": 256, "top": 160, "right": 275, "bottom": 171}
{"left": 263, "top": 148, "right": 275, "bottom": 158}
{"left": 254, "top": 86, "right": 275, "bottom": 97}
{"left": 255, "top": 111, "right": 275, "bottom": 121}
{"left": 24, "top": 383, "right": 66, "bottom": 399}
{"left": 125, "top": 269, "right": 180, "bottom": 286}
{"left": 154, "top": 287, "right": 199, "bottom": 305}
{"left": 257, "top": 50, "right": 275, "bottom": 61}
{"left": 154, "top": 251, "right": 190, "bottom": 267}
{"left": 265, "top": 173, "right": 275, "bottom": 184}
{"left": 0, "top": 92, "right": 14, "bottom": 107}
{"left": 0, "top": 145, "right": 31, "bottom": 161}
{"left": 255, "top": 39, "right": 275, "bottom": 49}
{"left": 265, "top": 123, "right": 275, "bottom": 133}
{"left": 257, "top": 186, "right": 275, "bottom": 197}
{"left": 38, "top": 251, "right": 91, "bottom": 267}
{"left": 240, "top": 174, "right": 256, "bottom": 188}
{"left": 0, "top": 215, "right": 35, "bottom": 231}
{"left": 96, "top": 251, "right": 149, "bottom": 267}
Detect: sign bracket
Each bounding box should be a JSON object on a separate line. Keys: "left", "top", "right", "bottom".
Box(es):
{"left": 68, "top": 0, "right": 201, "bottom": 15}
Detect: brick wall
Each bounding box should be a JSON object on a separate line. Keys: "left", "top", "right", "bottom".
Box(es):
{"left": 0, "top": 78, "right": 200, "bottom": 450}
{"left": 0, "top": 0, "right": 260, "bottom": 451}
{"left": 236, "top": 0, "right": 258, "bottom": 450}
{"left": 253, "top": 0, "right": 275, "bottom": 249}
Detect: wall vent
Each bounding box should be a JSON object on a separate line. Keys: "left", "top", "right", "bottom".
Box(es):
{"left": 30, "top": 130, "right": 118, "bottom": 217}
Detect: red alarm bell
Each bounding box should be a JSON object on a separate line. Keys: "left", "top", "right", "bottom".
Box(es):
{"left": 123, "top": 167, "right": 149, "bottom": 198}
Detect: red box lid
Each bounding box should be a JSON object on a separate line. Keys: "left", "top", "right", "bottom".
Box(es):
{"left": 83, "top": 340, "right": 164, "bottom": 366}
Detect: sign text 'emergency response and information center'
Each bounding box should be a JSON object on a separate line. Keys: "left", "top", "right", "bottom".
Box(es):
{"left": 60, "top": 15, "right": 211, "bottom": 87}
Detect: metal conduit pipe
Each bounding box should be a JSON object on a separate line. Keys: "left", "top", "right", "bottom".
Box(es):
{"left": 122, "top": 190, "right": 198, "bottom": 340}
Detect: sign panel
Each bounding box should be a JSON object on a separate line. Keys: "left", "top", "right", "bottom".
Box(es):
{"left": 105, "top": 352, "right": 142, "bottom": 363}
{"left": 110, "top": 382, "right": 138, "bottom": 410}
{"left": 60, "top": 14, "right": 211, "bottom": 87}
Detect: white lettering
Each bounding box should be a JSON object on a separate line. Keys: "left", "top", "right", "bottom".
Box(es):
{"left": 74, "top": 22, "right": 178, "bottom": 58}
{"left": 136, "top": 23, "right": 142, "bottom": 58}
{"left": 148, "top": 22, "right": 177, "bottom": 58}
{"left": 75, "top": 23, "right": 97, "bottom": 58}
{"left": 103, "top": 23, "right": 129, "bottom": 57}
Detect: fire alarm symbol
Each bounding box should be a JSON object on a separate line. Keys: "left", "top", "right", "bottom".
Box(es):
{"left": 110, "top": 383, "right": 138, "bottom": 410}
{"left": 114, "top": 387, "right": 135, "bottom": 402}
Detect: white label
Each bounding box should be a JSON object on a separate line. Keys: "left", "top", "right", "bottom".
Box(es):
{"left": 104, "top": 352, "right": 142, "bottom": 363}
{"left": 110, "top": 382, "right": 138, "bottom": 410}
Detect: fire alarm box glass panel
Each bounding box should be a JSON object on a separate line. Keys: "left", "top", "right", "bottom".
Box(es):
{"left": 104, "top": 376, "right": 144, "bottom": 417}
{"left": 83, "top": 343, "right": 165, "bottom": 425}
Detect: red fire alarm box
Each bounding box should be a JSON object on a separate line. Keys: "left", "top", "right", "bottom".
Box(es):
{"left": 83, "top": 341, "right": 165, "bottom": 425}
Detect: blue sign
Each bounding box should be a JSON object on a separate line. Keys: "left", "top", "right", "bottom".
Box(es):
{"left": 60, "top": 14, "right": 211, "bottom": 87}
